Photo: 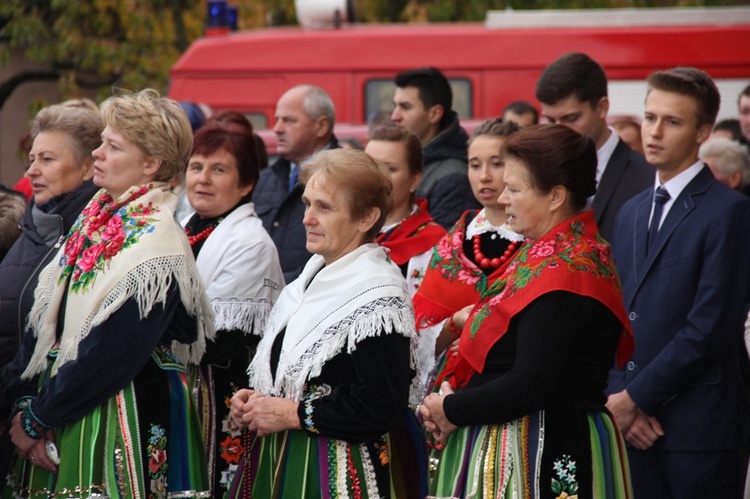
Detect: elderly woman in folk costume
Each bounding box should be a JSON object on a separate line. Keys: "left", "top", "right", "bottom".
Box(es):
{"left": 412, "top": 119, "right": 524, "bottom": 391}
{"left": 183, "top": 121, "right": 284, "bottom": 496}
{"left": 227, "top": 149, "right": 426, "bottom": 498}
{"left": 3, "top": 89, "right": 213, "bottom": 498}
{"left": 421, "top": 125, "right": 634, "bottom": 498}
{"left": 0, "top": 104, "right": 103, "bottom": 482}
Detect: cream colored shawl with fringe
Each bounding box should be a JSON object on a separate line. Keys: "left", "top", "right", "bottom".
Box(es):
{"left": 22, "top": 182, "right": 214, "bottom": 379}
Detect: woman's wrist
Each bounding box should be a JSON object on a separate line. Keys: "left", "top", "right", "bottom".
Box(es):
{"left": 20, "top": 403, "right": 51, "bottom": 440}
{"left": 447, "top": 314, "right": 462, "bottom": 337}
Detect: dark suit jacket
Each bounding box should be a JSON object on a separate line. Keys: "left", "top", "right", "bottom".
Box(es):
{"left": 593, "top": 139, "right": 653, "bottom": 242}
{"left": 608, "top": 166, "right": 750, "bottom": 451}
{"left": 253, "top": 138, "right": 339, "bottom": 283}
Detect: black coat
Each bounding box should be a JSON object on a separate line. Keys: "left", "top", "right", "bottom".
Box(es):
{"left": 0, "top": 180, "right": 99, "bottom": 401}
{"left": 419, "top": 112, "right": 480, "bottom": 229}
{"left": 253, "top": 138, "right": 338, "bottom": 283}
{"left": 592, "top": 138, "right": 653, "bottom": 242}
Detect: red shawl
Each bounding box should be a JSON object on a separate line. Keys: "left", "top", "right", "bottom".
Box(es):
{"left": 443, "top": 211, "right": 634, "bottom": 389}
{"left": 412, "top": 210, "right": 518, "bottom": 329}
{"left": 376, "top": 198, "right": 446, "bottom": 266}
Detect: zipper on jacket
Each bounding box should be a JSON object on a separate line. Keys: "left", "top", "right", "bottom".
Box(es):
{"left": 16, "top": 233, "right": 65, "bottom": 347}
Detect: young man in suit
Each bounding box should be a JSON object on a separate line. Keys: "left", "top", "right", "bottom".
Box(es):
{"left": 536, "top": 52, "right": 653, "bottom": 241}
{"left": 606, "top": 67, "right": 750, "bottom": 498}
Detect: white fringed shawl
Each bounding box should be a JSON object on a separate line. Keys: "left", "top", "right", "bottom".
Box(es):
{"left": 249, "top": 244, "right": 421, "bottom": 406}
{"left": 22, "top": 183, "right": 214, "bottom": 379}
{"left": 185, "top": 203, "right": 284, "bottom": 335}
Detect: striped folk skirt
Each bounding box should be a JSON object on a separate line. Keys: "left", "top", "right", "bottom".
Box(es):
{"left": 429, "top": 410, "right": 632, "bottom": 499}
{"left": 227, "top": 411, "right": 428, "bottom": 499}
{"left": 4, "top": 347, "right": 210, "bottom": 499}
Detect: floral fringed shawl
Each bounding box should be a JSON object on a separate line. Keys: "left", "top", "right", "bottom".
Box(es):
{"left": 412, "top": 210, "right": 521, "bottom": 329}
{"left": 444, "top": 210, "right": 634, "bottom": 389}
{"left": 22, "top": 182, "right": 214, "bottom": 380}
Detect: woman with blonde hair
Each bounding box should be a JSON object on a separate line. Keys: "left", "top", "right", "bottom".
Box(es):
{"left": 3, "top": 89, "right": 213, "bottom": 498}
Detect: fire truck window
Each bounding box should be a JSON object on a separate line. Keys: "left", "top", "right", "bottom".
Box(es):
{"left": 244, "top": 113, "right": 268, "bottom": 130}
{"left": 365, "top": 78, "right": 473, "bottom": 124}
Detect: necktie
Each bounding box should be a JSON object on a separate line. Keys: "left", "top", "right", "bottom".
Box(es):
{"left": 648, "top": 186, "right": 670, "bottom": 249}
{"left": 289, "top": 165, "right": 299, "bottom": 192}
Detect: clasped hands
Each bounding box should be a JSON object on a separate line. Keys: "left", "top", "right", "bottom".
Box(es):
{"left": 8, "top": 413, "right": 58, "bottom": 472}
{"left": 606, "top": 389, "right": 664, "bottom": 450}
{"left": 419, "top": 381, "right": 458, "bottom": 446}
{"left": 230, "top": 389, "right": 301, "bottom": 437}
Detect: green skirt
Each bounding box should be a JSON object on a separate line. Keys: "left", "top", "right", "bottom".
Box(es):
{"left": 429, "top": 410, "right": 632, "bottom": 499}
{"left": 227, "top": 411, "right": 428, "bottom": 499}
{"left": 4, "top": 348, "right": 210, "bottom": 498}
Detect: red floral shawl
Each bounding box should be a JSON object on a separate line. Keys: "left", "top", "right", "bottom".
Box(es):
{"left": 412, "top": 210, "right": 518, "bottom": 328}
{"left": 376, "top": 198, "right": 446, "bottom": 266}
{"left": 445, "top": 211, "right": 634, "bottom": 389}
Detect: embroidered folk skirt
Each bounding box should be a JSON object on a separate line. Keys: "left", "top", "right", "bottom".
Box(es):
{"left": 227, "top": 412, "right": 428, "bottom": 499}
{"left": 429, "top": 410, "right": 633, "bottom": 499}
{"left": 193, "top": 357, "right": 255, "bottom": 499}
{"left": 4, "top": 348, "right": 210, "bottom": 499}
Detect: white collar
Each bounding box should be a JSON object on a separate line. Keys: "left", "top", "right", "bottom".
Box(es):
{"left": 655, "top": 160, "right": 704, "bottom": 201}
{"left": 380, "top": 203, "right": 419, "bottom": 233}
{"left": 650, "top": 160, "right": 704, "bottom": 228}
{"left": 466, "top": 208, "right": 524, "bottom": 241}
{"left": 596, "top": 127, "right": 619, "bottom": 184}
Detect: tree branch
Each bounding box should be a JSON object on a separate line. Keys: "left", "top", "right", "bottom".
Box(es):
{"left": 0, "top": 69, "right": 59, "bottom": 111}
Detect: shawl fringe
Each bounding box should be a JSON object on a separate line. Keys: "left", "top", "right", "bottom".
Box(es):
{"left": 23, "top": 255, "right": 214, "bottom": 379}
{"left": 253, "top": 297, "right": 422, "bottom": 407}
{"left": 211, "top": 299, "right": 272, "bottom": 335}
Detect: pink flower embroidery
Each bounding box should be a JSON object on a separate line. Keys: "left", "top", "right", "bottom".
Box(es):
{"left": 451, "top": 230, "right": 463, "bottom": 247}
{"left": 64, "top": 233, "right": 84, "bottom": 261}
{"left": 104, "top": 232, "right": 126, "bottom": 257}
{"left": 436, "top": 236, "right": 452, "bottom": 259}
{"left": 77, "top": 244, "right": 105, "bottom": 273}
{"left": 596, "top": 244, "right": 610, "bottom": 264}
{"left": 457, "top": 269, "right": 480, "bottom": 286}
{"left": 102, "top": 215, "right": 123, "bottom": 241}
{"left": 530, "top": 240, "right": 556, "bottom": 259}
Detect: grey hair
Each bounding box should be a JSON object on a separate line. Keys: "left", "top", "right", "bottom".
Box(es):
{"left": 699, "top": 137, "right": 750, "bottom": 188}
{"left": 30, "top": 105, "right": 103, "bottom": 166}
{"left": 298, "top": 85, "right": 335, "bottom": 133}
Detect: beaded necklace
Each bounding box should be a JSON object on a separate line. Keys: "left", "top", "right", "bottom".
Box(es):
{"left": 472, "top": 234, "right": 520, "bottom": 270}
{"left": 185, "top": 223, "right": 218, "bottom": 246}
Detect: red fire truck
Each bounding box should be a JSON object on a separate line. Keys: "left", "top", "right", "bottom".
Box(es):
{"left": 168, "top": 6, "right": 750, "bottom": 144}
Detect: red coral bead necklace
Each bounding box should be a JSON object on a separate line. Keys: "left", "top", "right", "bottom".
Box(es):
{"left": 472, "top": 234, "right": 519, "bottom": 269}
{"left": 185, "top": 223, "right": 217, "bottom": 246}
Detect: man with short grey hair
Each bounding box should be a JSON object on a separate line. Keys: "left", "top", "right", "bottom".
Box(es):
{"left": 699, "top": 137, "right": 750, "bottom": 193}
{"left": 253, "top": 85, "right": 338, "bottom": 282}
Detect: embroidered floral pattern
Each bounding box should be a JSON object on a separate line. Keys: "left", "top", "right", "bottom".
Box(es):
{"left": 219, "top": 435, "right": 244, "bottom": 464}
{"left": 428, "top": 211, "right": 492, "bottom": 295}
{"left": 470, "top": 218, "right": 619, "bottom": 340}
{"left": 21, "top": 403, "right": 51, "bottom": 440}
{"left": 147, "top": 424, "right": 168, "bottom": 499}
{"left": 551, "top": 454, "right": 579, "bottom": 498}
{"left": 219, "top": 383, "right": 244, "bottom": 491}
{"left": 374, "top": 436, "right": 390, "bottom": 466}
{"left": 301, "top": 383, "right": 332, "bottom": 434}
{"left": 58, "top": 184, "right": 159, "bottom": 293}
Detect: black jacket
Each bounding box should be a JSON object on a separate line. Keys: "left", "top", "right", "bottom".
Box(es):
{"left": 253, "top": 138, "right": 338, "bottom": 283}
{"left": 419, "top": 112, "right": 480, "bottom": 229}
{"left": 0, "top": 180, "right": 99, "bottom": 410}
